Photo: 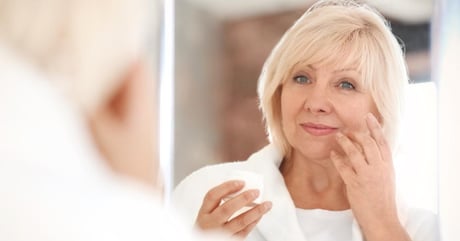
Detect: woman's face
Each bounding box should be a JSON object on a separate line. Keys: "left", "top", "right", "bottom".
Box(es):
{"left": 280, "top": 63, "right": 379, "bottom": 161}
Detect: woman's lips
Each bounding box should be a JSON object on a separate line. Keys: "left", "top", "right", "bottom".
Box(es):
{"left": 300, "top": 123, "right": 338, "bottom": 136}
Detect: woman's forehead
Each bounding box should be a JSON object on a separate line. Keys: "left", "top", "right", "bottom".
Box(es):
{"left": 291, "top": 58, "right": 362, "bottom": 74}
{"left": 287, "top": 32, "right": 372, "bottom": 73}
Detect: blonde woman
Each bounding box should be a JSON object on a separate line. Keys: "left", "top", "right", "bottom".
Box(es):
{"left": 173, "top": 1, "right": 439, "bottom": 241}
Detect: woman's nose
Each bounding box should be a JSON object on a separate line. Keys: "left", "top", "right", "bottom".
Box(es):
{"left": 303, "top": 85, "right": 332, "bottom": 114}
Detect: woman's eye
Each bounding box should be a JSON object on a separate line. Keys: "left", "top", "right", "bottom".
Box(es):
{"left": 338, "top": 81, "right": 355, "bottom": 90}
{"left": 293, "top": 75, "right": 311, "bottom": 84}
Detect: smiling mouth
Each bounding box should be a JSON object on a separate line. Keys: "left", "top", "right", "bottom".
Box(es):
{"left": 300, "top": 123, "right": 338, "bottom": 136}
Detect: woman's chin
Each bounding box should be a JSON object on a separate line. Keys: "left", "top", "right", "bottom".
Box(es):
{"left": 295, "top": 148, "right": 336, "bottom": 161}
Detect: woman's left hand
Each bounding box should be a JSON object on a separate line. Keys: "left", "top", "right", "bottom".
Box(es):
{"left": 330, "top": 113, "right": 410, "bottom": 241}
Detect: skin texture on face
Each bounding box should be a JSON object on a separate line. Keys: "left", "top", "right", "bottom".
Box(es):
{"left": 280, "top": 62, "right": 380, "bottom": 163}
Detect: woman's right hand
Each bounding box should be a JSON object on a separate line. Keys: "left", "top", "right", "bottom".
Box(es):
{"left": 195, "top": 180, "right": 272, "bottom": 239}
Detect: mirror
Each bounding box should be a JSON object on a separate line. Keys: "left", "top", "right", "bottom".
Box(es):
{"left": 172, "top": 0, "right": 437, "bottom": 214}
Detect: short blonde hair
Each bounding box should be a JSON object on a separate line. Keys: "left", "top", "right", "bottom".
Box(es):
{"left": 258, "top": 0, "right": 408, "bottom": 156}
{"left": 0, "top": 0, "right": 157, "bottom": 113}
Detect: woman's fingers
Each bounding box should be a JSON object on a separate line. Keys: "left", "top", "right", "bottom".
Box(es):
{"left": 335, "top": 132, "right": 367, "bottom": 173}
{"left": 233, "top": 217, "right": 260, "bottom": 238}
{"left": 330, "top": 150, "right": 356, "bottom": 183}
{"left": 352, "top": 131, "right": 380, "bottom": 165}
{"left": 215, "top": 189, "right": 260, "bottom": 220}
{"left": 335, "top": 113, "right": 390, "bottom": 169}
{"left": 198, "top": 180, "right": 244, "bottom": 215}
{"left": 196, "top": 181, "right": 271, "bottom": 236}
{"left": 366, "top": 113, "right": 392, "bottom": 162}
{"left": 225, "top": 202, "right": 272, "bottom": 236}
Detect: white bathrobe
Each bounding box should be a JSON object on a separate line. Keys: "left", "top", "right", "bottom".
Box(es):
{"left": 173, "top": 144, "right": 439, "bottom": 241}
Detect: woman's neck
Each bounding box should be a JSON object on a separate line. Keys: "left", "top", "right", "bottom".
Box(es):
{"left": 280, "top": 151, "right": 350, "bottom": 210}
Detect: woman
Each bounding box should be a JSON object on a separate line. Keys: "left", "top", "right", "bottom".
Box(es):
{"left": 173, "top": 1, "right": 439, "bottom": 240}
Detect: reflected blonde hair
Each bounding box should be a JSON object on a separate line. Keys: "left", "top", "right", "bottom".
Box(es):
{"left": 258, "top": 0, "right": 408, "bottom": 156}
{"left": 0, "top": 0, "right": 157, "bottom": 113}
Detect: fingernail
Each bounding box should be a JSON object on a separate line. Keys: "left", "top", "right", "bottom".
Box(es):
{"left": 234, "top": 180, "right": 245, "bottom": 187}
{"left": 264, "top": 202, "right": 272, "bottom": 210}
{"left": 250, "top": 189, "right": 260, "bottom": 198}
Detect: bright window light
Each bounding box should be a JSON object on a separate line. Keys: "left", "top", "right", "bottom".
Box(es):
{"left": 396, "top": 82, "right": 437, "bottom": 213}
{"left": 159, "top": 0, "right": 175, "bottom": 202}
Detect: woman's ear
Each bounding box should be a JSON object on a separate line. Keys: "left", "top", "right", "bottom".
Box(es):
{"left": 88, "top": 59, "right": 160, "bottom": 190}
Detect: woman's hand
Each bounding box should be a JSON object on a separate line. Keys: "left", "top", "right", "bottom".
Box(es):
{"left": 330, "top": 113, "right": 410, "bottom": 241}
{"left": 195, "top": 180, "right": 272, "bottom": 239}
